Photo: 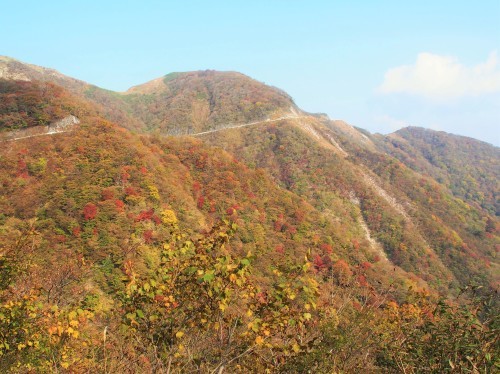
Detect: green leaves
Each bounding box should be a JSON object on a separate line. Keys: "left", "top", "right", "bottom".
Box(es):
{"left": 202, "top": 272, "right": 215, "bottom": 283}
{"left": 240, "top": 258, "right": 251, "bottom": 267}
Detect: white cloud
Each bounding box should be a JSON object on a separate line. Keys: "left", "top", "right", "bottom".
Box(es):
{"left": 379, "top": 51, "right": 500, "bottom": 99}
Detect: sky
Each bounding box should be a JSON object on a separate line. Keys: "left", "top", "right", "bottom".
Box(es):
{"left": 1, "top": 0, "right": 499, "bottom": 145}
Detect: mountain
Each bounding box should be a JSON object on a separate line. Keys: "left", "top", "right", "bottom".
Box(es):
{"left": 0, "top": 57, "right": 498, "bottom": 372}
{"left": 0, "top": 57, "right": 298, "bottom": 135}
{"left": 381, "top": 126, "right": 499, "bottom": 215}
{"left": 200, "top": 114, "right": 498, "bottom": 294}
{"left": 122, "top": 70, "right": 297, "bottom": 134}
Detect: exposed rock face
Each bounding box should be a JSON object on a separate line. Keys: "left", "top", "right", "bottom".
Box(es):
{"left": 47, "top": 115, "right": 80, "bottom": 134}
{"left": 2, "top": 115, "right": 80, "bottom": 141}
{"left": 0, "top": 57, "right": 31, "bottom": 81}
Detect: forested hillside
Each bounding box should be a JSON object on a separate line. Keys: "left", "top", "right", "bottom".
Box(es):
{"left": 0, "top": 59, "right": 498, "bottom": 372}
{"left": 382, "top": 126, "right": 499, "bottom": 215}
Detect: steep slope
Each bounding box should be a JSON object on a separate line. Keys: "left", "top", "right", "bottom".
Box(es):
{"left": 200, "top": 115, "right": 499, "bottom": 294}
{"left": 1, "top": 63, "right": 498, "bottom": 372}
{"left": 381, "top": 126, "right": 500, "bottom": 215}
{"left": 2, "top": 57, "right": 497, "bottom": 295}
{"left": 0, "top": 57, "right": 298, "bottom": 135}
{"left": 1, "top": 78, "right": 435, "bottom": 372}
{"left": 123, "top": 70, "right": 297, "bottom": 134}
{"left": 0, "top": 56, "right": 145, "bottom": 132}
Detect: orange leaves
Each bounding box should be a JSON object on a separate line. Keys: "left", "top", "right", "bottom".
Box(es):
{"left": 332, "top": 259, "right": 353, "bottom": 285}
{"left": 320, "top": 243, "right": 333, "bottom": 254}
{"left": 114, "top": 199, "right": 125, "bottom": 212}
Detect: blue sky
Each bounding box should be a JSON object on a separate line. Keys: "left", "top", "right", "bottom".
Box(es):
{"left": 2, "top": 0, "right": 499, "bottom": 144}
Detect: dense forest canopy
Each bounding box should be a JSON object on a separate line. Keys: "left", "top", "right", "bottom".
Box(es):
{"left": 0, "top": 58, "right": 498, "bottom": 372}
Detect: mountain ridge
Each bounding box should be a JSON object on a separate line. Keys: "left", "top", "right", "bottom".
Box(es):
{"left": 0, "top": 56, "right": 498, "bottom": 372}
{"left": 2, "top": 55, "right": 498, "bottom": 146}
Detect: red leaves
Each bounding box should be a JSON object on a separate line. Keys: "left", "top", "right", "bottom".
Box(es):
{"left": 83, "top": 203, "right": 98, "bottom": 220}
{"left": 135, "top": 208, "right": 161, "bottom": 224}
{"left": 115, "top": 199, "right": 125, "bottom": 212}
{"left": 360, "top": 261, "right": 372, "bottom": 270}
{"left": 197, "top": 196, "right": 205, "bottom": 209}
{"left": 136, "top": 208, "right": 154, "bottom": 222}
{"left": 125, "top": 187, "right": 138, "bottom": 196}
{"left": 313, "top": 255, "right": 325, "bottom": 271}
{"left": 226, "top": 204, "right": 240, "bottom": 216}
{"left": 357, "top": 274, "right": 369, "bottom": 287}
{"left": 192, "top": 181, "right": 202, "bottom": 195}
{"left": 320, "top": 243, "right": 333, "bottom": 254}
{"left": 101, "top": 188, "right": 114, "bottom": 201}
{"left": 314, "top": 254, "right": 333, "bottom": 272}
{"left": 72, "top": 227, "right": 81, "bottom": 237}
{"left": 16, "top": 158, "right": 29, "bottom": 179}
{"left": 143, "top": 230, "right": 154, "bottom": 244}
{"left": 352, "top": 239, "right": 360, "bottom": 250}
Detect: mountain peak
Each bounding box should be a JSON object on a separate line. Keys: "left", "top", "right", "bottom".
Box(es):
{"left": 121, "top": 69, "right": 297, "bottom": 134}
{"left": 125, "top": 69, "right": 282, "bottom": 95}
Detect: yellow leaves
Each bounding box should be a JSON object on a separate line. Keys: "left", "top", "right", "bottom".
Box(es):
{"left": 246, "top": 309, "right": 253, "bottom": 317}
{"left": 303, "top": 312, "right": 312, "bottom": 321}
{"left": 66, "top": 327, "right": 79, "bottom": 338}
{"left": 161, "top": 209, "right": 178, "bottom": 226}
{"left": 219, "top": 302, "right": 227, "bottom": 312}
{"left": 226, "top": 263, "right": 237, "bottom": 272}
{"left": 248, "top": 319, "right": 261, "bottom": 332}
{"left": 229, "top": 273, "right": 237, "bottom": 283}
{"left": 69, "top": 320, "right": 79, "bottom": 328}
{"left": 302, "top": 261, "right": 311, "bottom": 272}
{"left": 175, "top": 331, "right": 184, "bottom": 339}
{"left": 255, "top": 336, "right": 264, "bottom": 345}
{"left": 147, "top": 185, "right": 161, "bottom": 201}
{"left": 292, "top": 343, "right": 300, "bottom": 353}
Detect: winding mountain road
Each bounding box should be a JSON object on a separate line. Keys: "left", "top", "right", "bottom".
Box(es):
{"left": 189, "top": 114, "right": 306, "bottom": 136}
